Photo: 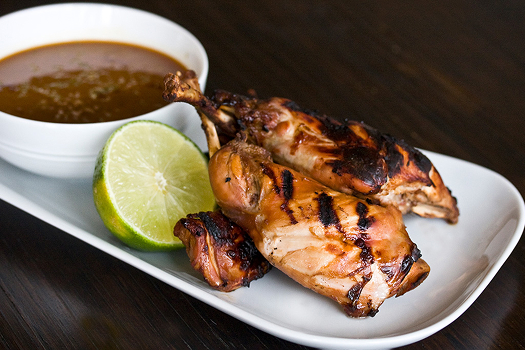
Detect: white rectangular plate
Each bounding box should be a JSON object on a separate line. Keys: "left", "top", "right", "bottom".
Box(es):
{"left": 1, "top": 121, "right": 523, "bottom": 350}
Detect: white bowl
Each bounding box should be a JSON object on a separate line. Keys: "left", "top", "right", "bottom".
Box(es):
{"left": 0, "top": 3, "right": 208, "bottom": 178}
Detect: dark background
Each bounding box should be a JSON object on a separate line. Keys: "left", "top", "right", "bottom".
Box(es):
{"left": 1, "top": 1, "right": 524, "bottom": 349}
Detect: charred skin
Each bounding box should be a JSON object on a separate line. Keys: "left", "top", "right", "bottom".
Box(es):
{"left": 208, "top": 136, "right": 430, "bottom": 317}
{"left": 163, "top": 72, "right": 458, "bottom": 224}
{"left": 212, "top": 92, "right": 458, "bottom": 223}
{"left": 174, "top": 210, "right": 271, "bottom": 292}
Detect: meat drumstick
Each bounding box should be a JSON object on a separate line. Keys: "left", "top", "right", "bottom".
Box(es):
{"left": 207, "top": 134, "right": 429, "bottom": 317}
{"left": 164, "top": 71, "right": 459, "bottom": 223}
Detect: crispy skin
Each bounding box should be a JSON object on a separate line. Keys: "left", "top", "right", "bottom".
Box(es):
{"left": 208, "top": 136, "right": 429, "bottom": 317}
{"left": 164, "top": 72, "right": 458, "bottom": 223}
{"left": 174, "top": 211, "right": 271, "bottom": 292}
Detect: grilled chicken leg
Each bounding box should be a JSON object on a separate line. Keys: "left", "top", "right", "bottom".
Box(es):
{"left": 174, "top": 211, "right": 271, "bottom": 291}
{"left": 207, "top": 134, "right": 430, "bottom": 317}
{"left": 164, "top": 71, "right": 459, "bottom": 223}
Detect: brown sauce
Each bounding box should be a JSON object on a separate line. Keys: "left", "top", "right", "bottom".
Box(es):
{"left": 0, "top": 41, "right": 187, "bottom": 123}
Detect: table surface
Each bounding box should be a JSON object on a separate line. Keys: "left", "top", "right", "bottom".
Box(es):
{"left": 1, "top": 1, "right": 524, "bottom": 349}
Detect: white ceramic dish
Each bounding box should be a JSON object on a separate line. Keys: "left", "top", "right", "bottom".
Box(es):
{"left": 0, "top": 118, "right": 523, "bottom": 350}
{"left": 0, "top": 3, "right": 208, "bottom": 178}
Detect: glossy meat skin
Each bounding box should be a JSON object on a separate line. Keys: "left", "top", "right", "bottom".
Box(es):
{"left": 208, "top": 136, "right": 430, "bottom": 317}
{"left": 163, "top": 71, "right": 459, "bottom": 224}
{"left": 174, "top": 211, "right": 271, "bottom": 292}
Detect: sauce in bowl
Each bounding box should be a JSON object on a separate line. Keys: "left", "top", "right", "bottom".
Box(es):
{"left": 0, "top": 41, "right": 186, "bottom": 123}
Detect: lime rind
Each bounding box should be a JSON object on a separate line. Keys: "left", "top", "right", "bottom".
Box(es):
{"left": 93, "top": 120, "right": 215, "bottom": 251}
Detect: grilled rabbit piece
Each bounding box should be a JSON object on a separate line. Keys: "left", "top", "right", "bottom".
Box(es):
{"left": 164, "top": 71, "right": 459, "bottom": 224}
{"left": 207, "top": 135, "right": 429, "bottom": 317}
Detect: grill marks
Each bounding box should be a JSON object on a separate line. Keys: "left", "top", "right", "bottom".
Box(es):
{"left": 198, "top": 211, "right": 224, "bottom": 241}
{"left": 312, "top": 113, "right": 434, "bottom": 192}
{"left": 348, "top": 201, "right": 375, "bottom": 313}
{"left": 281, "top": 169, "right": 294, "bottom": 201}
{"left": 280, "top": 169, "right": 298, "bottom": 224}
{"left": 247, "top": 98, "right": 435, "bottom": 194}
{"left": 261, "top": 161, "right": 417, "bottom": 317}
{"left": 345, "top": 275, "right": 378, "bottom": 317}
{"left": 263, "top": 165, "right": 298, "bottom": 224}
{"left": 401, "top": 245, "right": 423, "bottom": 275}
{"left": 175, "top": 211, "right": 271, "bottom": 292}
{"left": 314, "top": 195, "right": 377, "bottom": 314}
{"left": 356, "top": 202, "right": 373, "bottom": 231}
{"left": 194, "top": 212, "right": 263, "bottom": 269}
{"left": 316, "top": 193, "right": 375, "bottom": 268}
{"left": 316, "top": 193, "right": 344, "bottom": 233}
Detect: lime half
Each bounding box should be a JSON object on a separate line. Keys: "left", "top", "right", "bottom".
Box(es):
{"left": 93, "top": 120, "right": 215, "bottom": 251}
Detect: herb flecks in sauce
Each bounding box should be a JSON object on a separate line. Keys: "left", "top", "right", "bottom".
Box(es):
{"left": 0, "top": 41, "right": 187, "bottom": 123}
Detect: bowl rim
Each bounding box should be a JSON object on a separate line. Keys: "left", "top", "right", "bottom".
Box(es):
{"left": 0, "top": 2, "right": 209, "bottom": 128}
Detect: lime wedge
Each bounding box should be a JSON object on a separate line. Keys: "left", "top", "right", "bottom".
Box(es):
{"left": 93, "top": 120, "right": 215, "bottom": 251}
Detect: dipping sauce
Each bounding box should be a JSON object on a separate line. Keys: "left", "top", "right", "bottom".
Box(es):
{"left": 0, "top": 41, "right": 187, "bottom": 123}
